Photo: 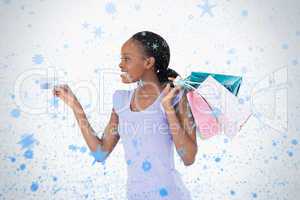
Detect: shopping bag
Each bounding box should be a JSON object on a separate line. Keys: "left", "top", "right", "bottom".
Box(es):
{"left": 184, "top": 72, "right": 242, "bottom": 96}
{"left": 195, "top": 76, "right": 252, "bottom": 138}
{"left": 186, "top": 90, "right": 221, "bottom": 139}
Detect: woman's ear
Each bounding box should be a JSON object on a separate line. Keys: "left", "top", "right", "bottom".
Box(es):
{"left": 144, "top": 56, "right": 155, "bottom": 70}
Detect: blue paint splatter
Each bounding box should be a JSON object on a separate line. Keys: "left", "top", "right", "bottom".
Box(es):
{"left": 215, "top": 157, "right": 221, "bottom": 162}
{"left": 24, "top": 149, "right": 34, "bottom": 159}
{"left": 159, "top": 187, "right": 168, "bottom": 197}
{"left": 40, "top": 82, "right": 50, "bottom": 89}
{"left": 8, "top": 156, "right": 16, "bottom": 163}
{"left": 291, "top": 139, "right": 298, "bottom": 145}
{"left": 287, "top": 150, "right": 293, "bottom": 157}
{"left": 127, "top": 159, "right": 132, "bottom": 165}
{"left": 10, "top": 108, "right": 21, "bottom": 118}
{"left": 30, "top": 182, "right": 39, "bottom": 192}
{"left": 212, "top": 107, "right": 222, "bottom": 118}
{"left": 230, "top": 190, "right": 235, "bottom": 195}
{"left": 20, "top": 164, "right": 26, "bottom": 170}
{"left": 52, "top": 176, "right": 58, "bottom": 182}
{"left": 17, "top": 134, "right": 36, "bottom": 149}
{"left": 241, "top": 9, "right": 248, "bottom": 17}
{"left": 80, "top": 146, "right": 87, "bottom": 153}
{"left": 89, "top": 146, "right": 109, "bottom": 165}
{"left": 252, "top": 192, "right": 257, "bottom": 198}
{"left": 68, "top": 144, "right": 78, "bottom": 152}
{"left": 105, "top": 2, "right": 116, "bottom": 14}
{"left": 32, "top": 54, "right": 44, "bottom": 64}
{"left": 49, "top": 97, "right": 59, "bottom": 108}
{"left": 224, "top": 138, "right": 228, "bottom": 143}
{"left": 142, "top": 160, "right": 152, "bottom": 172}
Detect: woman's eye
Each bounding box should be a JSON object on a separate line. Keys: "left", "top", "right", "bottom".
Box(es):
{"left": 121, "top": 57, "right": 130, "bottom": 61}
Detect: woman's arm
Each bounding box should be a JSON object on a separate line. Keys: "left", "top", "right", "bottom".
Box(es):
{"left": 162, "top": 84, "right": 197, "bottom": 166}
{"left": 53, "top": 84, "right": 120, "bottom": 162}
{"left": 72, "top": 102, "right": 120, "bottom": 153}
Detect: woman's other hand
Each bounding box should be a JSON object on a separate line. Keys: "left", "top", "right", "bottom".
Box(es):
{"left": 52, "top": 84, "right": 79, "bottom": 109}
{"left": 161, "top": 77, "right": 182, "bottom": 110}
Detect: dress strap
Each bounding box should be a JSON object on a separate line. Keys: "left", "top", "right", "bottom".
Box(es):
{"left": 113, "top": 89, "right": 132, "bottom": 114}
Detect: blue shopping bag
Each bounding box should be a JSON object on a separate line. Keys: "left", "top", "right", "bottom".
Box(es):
{"left": 183, "top": 72, "right": 242, "bottom": 96}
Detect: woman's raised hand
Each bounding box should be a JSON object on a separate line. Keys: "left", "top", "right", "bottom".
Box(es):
{"left": 52, "top": 84, "right": 79, "bottom": 109}
{"left": 161, "top": 77, "right": 182, "bottom": 110}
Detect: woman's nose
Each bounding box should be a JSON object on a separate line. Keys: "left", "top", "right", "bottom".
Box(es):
{"left": 119, "top": 63, "right": 123, "bottom": 69}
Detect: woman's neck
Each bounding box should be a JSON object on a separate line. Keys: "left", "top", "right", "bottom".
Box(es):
{"left": 137, "top": 73, "right": 164, "bottom": 95}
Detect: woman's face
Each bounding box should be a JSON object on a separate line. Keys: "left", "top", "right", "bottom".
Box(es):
{"left": 119, "top": 39, "right": 150, "bottom": 83}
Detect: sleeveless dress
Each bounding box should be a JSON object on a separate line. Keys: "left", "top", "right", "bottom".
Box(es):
{"left": 113, "top": 87, "right": 192, "bottom": 200}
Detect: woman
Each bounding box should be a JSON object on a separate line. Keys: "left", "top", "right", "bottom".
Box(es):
{"left": 53, "top": 30, "right": 197, "bottom": 199}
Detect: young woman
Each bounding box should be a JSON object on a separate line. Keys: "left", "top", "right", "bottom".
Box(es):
{"left": 53, "top": 31, "right": 197, "bottom": 200}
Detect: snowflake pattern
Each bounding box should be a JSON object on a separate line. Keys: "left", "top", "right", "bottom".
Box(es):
{"left": 152, "top": 43, "right": 159, "bottom": 50}
{"left": 141, "top": 31, "right": 146, "bottom": 36}
{"left": 197, "top": 0, "right": 216, "bottom": 17}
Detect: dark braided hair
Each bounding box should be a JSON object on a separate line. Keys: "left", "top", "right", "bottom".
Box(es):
{"left": 130, "top": 31, "right": 179, "bottom": 84}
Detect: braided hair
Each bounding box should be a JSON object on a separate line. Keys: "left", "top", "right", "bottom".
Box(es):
{"left": 130, "top": 31, "right": 179, "bottom": 84}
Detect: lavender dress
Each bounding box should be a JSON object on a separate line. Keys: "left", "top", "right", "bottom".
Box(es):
{"left": 113, "top": 87, "right": 192, "bottom": 200}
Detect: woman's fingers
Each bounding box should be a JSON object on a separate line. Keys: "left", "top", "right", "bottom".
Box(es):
{"left": 53, "top": 84, "right": 68, "bottom": 97}
{"left": 163, "top": 85, "right": 179, "bottom": 100}
{"left": 51, "top": 84, "right": 78, "bottom": 108}
{"left": 169, "top": 85, "right": 180, "bottom": 97}
{"left": 62, "top": 84, "right": 70, "bottom": 91}
{"left": 162, "top": 83, "right": 171, "bottom": 96}
{"left": 54, "top": 85, "right": 63, "bottom": 91}
{"left": 55, "top": 84, "right": 69, "bottom": 92}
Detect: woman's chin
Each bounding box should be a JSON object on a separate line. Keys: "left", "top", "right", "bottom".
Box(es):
{"left": 120, "top": 76, "right": 131, "bottom": 84}
{"left": 120, "top": 74, "right": 135, "bottom": 84}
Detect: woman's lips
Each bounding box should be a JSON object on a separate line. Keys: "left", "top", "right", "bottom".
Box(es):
{"left": 120, "top": 72, "right": 129, "bottom": 78}
{"left": 120, "top": 72, "right": 133, "bottom": 82}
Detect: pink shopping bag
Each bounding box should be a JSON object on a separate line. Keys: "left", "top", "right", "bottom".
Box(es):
{"left": 195, "top": 76, "right": 252, "bottom": 138}
{"left": 186, "top": 90, "right": 221, "bottom": 139}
